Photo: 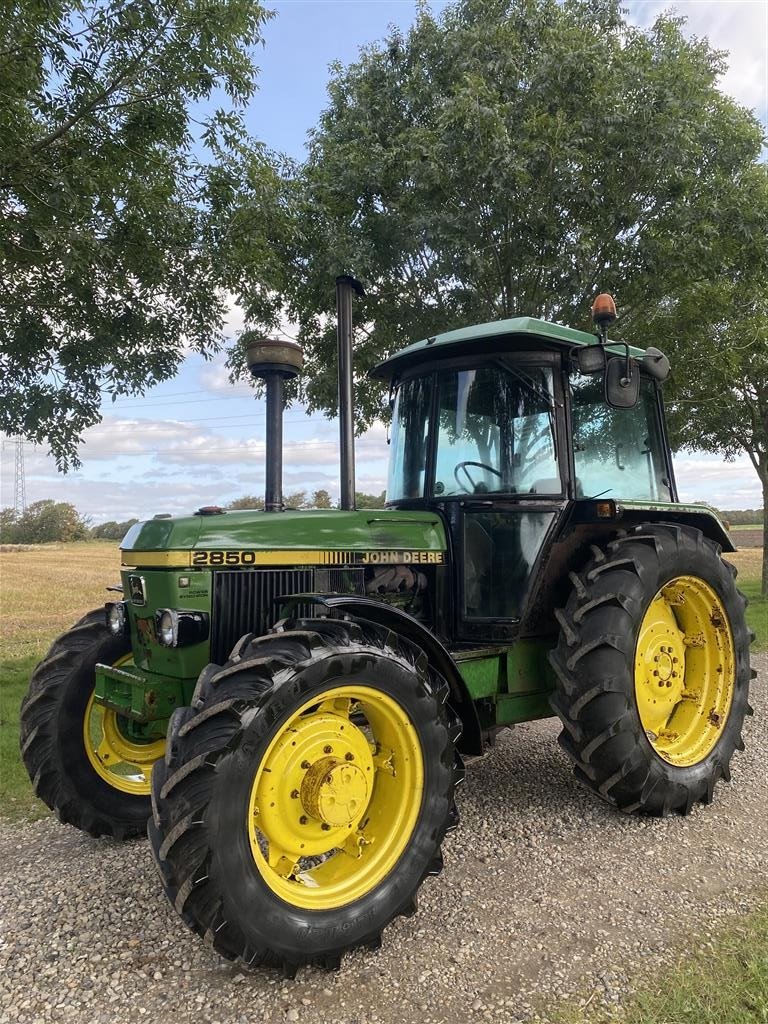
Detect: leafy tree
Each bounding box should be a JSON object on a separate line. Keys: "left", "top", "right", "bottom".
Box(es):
{"left": 226, "top": 494, "right": 265, "bottom": 510}
{"left": 2, "top": 499, "right": 89, "bottom": 542}
{"left": 91, "top": 518, "right": 138, "bottom": 540}
{"left": 234, "top": 0, "right": 766, "bottom": 431}
{"left": 310, "top": 489, "right": 333, "bottom": 508}
{"left": 0, "top": 0, "right": 277, "bottom": 467}
{"left": 226, "top": 490, "right": 309, "bottom": 510}
{"left": 355, "top": 491, "right": 386, "bottom": 509}
{"left": 0, "top": 507, "right": 20, "bottom": 543}
{"left": 661, "top": 283, "right": 768, "bottom": 595}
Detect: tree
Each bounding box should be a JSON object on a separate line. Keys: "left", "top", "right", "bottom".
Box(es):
{"left": 0, "top": 0, "right": 277, "bottom": 467}
{"left": 355, "top": 491, "right": 386, "bottom": 509}
{"left": 91, "top": 518, "right": 138, "bottom": 540}
{"left": 659, "top": 282, "right": 768, "bottom": 595}
{"left": 233, "top": 0, "right": 766, "bottom": 431}
{"left": 310, "top": 489, "right": 333, "bottom": 508}
{"left": 226, "top": 490, "right": 309, "bottom": 510}
{"left": 2, "top": 499, "right": 90, "bottom": 542}
{"left": 0, "top": 507, "right": 20, "bottom": 543}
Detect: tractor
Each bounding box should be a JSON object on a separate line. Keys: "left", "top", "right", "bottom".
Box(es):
{"left": 20, "top": 281, "right": 753, "bottom": 974}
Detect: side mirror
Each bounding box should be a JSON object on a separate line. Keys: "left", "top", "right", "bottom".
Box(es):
{"left": 642, "top": 347, "right": 671, "bottom": 382}
{"left": 605, "top": 355, "right": 640, "bottom": 408}
{"left": 576, "top": 344, "right": 606, "bottom": 375}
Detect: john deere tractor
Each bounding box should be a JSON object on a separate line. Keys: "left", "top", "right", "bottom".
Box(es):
{"left": 20, "top": 282, "right": 753, "bottom": 974}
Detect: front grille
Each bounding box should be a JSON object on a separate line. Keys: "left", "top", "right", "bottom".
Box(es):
{"left": 211, "top": 567, "right": 365, "bottom": 664}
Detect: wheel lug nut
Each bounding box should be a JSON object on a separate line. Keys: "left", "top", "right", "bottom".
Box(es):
{"left": 345, "top": 752, "right": 354, "bottom": 761}
{"left": 299, "top": 815, "right": 308, "bottom": 825}
{"left": 323, "top": 745, "right": 332, "bottom": 754}
{"left": 290, "top": 790, "right": 299, "bottom": 799}
{"left": 301, "top": 760, "right": 311, "bottom": 770}
{"left": 321, "top": 823, "right": 331, "bottom": 831}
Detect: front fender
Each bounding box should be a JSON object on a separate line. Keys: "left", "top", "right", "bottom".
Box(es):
{"left": 277, "top": 594, "right": 483, "bottom": 755}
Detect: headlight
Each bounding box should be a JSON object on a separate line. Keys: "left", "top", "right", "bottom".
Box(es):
{"left": 157, "top": 610, "right": 176, "bottom": 647}
{"left": 155, "top": 609, "right": 209, "bottom": 648}
{"left": 105, "top": 601, "right": 128, "bottom": 636}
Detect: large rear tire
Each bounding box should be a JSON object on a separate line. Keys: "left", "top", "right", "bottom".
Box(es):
{"left": 20, "top": 610, "right": 163, "bottom": 838}
{"left": 549, "top": 524, "right": 752, "bottom": 815}
{"left": 149, "top": 618, "right": 463, "bottom": 973}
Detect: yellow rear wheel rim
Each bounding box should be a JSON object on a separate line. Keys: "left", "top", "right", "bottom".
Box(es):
{"left": 634, "top": 575, "right": 735, "bottom": 767}
{"left": 248, "top": 685, "right": 424, "bottom": 910}
{"left": 83, "top": 656, "right": 165, "bottom": 795}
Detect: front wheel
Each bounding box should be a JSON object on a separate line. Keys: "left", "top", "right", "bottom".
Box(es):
{"left": 149, "top": 619, "right": 462, "bottom": 973}
{"left": 549, "top": 524, "right": 752, "bottom": 815}
{"left": 20, "top": 610, "right": 164, "bottom": 838}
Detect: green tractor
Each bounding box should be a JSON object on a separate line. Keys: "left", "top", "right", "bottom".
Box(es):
{"left": 20, "top": 282, "right": 753, "bottom": 974}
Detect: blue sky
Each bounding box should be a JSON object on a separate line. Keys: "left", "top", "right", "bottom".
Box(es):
{"left": 2, "top": 0, "right": 767, "bottom": 522}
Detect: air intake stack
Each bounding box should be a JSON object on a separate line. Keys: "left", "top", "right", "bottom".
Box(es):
{"left": 246, "top": 337, "right": 303, "bottom": 512}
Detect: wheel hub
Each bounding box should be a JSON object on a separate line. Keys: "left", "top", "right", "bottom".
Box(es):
{"left": 301, "top": 757, "right": 369, "bottom": 827}
{"left": 634, "top": 576, "right": 735, "bottom": 766}
{"left": 248, "top": 685, "right": 424, "bottom": 910}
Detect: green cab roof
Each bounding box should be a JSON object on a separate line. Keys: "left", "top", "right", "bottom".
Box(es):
{"left": 371, "top": 316, "right": 645, "bottom": 380}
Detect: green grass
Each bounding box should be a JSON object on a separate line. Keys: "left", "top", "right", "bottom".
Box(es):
{"left": 0, "top": 654, "right": 48, "bottom": 821}
{"left": 743, "top": 579, "right": 768, "bottom": 650}
{"left": 546, "top": 903, "right": 768, "bottom": 1024}
{"left": 730, "top": 524, "right": 764, "bottom": 532}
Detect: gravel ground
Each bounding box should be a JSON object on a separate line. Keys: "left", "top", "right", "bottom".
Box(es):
{"left": 1, "top": 652, "right": 766, "bottom": 1024}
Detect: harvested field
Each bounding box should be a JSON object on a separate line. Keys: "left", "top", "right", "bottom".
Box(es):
{"left": 732, "top": 527, "right": 765, "bottom": 549}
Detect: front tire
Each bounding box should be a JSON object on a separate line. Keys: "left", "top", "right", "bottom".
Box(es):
{"left": 19, "top": 609, "right": 163, "bottom": 838}
{"left": 549, "top": 524, "right": 752, "bottom": 815}
{"left": 149, "top": 619, "right": 462, "bottom": 973}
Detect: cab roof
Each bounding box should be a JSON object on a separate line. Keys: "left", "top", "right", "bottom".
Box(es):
{"left": 370, "top": 315, "right": 645, "bottom": 380}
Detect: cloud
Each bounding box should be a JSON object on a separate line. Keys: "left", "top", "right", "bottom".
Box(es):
{"left": 674, "top": 453, "right": 763, "bottom": 507}
{"left": 627, "top": 1, "right": 767, "bottom": 122}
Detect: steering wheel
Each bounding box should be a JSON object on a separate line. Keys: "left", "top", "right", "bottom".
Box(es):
{"left": 454, "top": 461, "right": 503, "bottom": 494}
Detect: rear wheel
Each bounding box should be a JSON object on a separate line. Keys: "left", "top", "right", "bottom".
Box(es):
{"left": 549, "top": 524, "right": 752, "bottom": 815}
{"left": 20, "top": 609, "right": 162, "bottom": 838}
{"left": 149, "top": 619, "right": 463, "bottom": 973}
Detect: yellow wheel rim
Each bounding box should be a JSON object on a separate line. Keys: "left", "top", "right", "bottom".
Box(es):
{"left": 634, "top": 575, "right": 735, "bottom": 768}
{"left": 248, "top": 685, "right": 424, "bottom": 910}
{"left": 83, "top": 656, "right": 165, "bottom": 795}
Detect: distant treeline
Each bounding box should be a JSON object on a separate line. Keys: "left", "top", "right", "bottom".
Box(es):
{"left": 0, "top": 500, "right": 137, "bottom": 544}
{"left": 716, "top": 509, "right": 765, "bottom": 526}
{"left": 0, "top": 491, "right": 388, "bottom": 544}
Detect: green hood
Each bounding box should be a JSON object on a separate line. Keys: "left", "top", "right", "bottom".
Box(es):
{"left": 121, "top": 508, "right": 447, "bottom": 568}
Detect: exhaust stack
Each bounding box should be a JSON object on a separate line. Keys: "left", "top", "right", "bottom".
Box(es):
{"left": 246, "top": 337, "right": 303, "bottom": 512}
{"left": 336, "top": 275, "right": 365, "bottom": 511}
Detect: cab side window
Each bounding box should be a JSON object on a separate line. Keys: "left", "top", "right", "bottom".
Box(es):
{"left": 570, "top": 372, "right": 670, "bottom": 500}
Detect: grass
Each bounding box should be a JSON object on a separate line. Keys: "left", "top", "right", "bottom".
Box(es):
{"left": 730, "top": 524, "right": 764, "bottom": 532}
{"left": 546, "top": 903, "right": 768, "bottom": 1024}
{"left": 727, "top": 549, "right": 768, "bottom": 650}
{"left": 0, "top": 540, "right": 122, "bottom": 820}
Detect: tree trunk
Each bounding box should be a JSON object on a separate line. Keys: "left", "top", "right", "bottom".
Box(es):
{"left": 762, "top": 475, "right": 768, "bottom": 598}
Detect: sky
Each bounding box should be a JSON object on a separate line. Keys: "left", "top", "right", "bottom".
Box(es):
{"left": 1, "top": 0, "right": 767, "bottom": 522}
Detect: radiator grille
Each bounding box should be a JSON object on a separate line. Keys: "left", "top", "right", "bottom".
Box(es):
{"left": 211, "top": 569, "right": 313, "bottom": 663}
{"left": 210, "top": 567, "right": 366, "bottom": 664}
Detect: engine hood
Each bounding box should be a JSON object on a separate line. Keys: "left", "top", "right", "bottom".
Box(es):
{"left": 120, "top": 508, "right": 447, "bottom": 569}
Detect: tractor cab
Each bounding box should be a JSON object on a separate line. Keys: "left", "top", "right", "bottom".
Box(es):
{"left": 373, "top": 313, "right": 680, "bottom": 642}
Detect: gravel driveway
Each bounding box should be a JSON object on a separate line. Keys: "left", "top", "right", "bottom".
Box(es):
{"left": 1, "top": 652, "right": 766, "bottom": 1024}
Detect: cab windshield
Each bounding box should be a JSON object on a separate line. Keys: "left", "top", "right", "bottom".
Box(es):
{"left": 387, "top": 364, "right": 561, "bottom": 500}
